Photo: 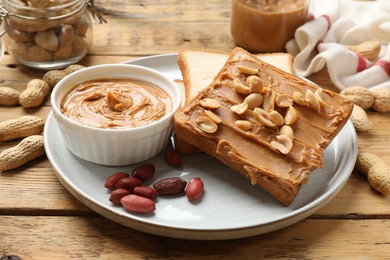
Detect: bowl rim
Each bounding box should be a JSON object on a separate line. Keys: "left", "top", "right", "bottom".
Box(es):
{"left": 51, "top": 63, "right": 182, "bottom": 133}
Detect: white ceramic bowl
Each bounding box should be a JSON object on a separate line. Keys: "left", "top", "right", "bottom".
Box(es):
{"left": 51, "top": 64, "right": 181, "bottom": 166}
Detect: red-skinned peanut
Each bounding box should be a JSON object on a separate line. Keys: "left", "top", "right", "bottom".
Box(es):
{"left": 132, "top": 163, "right": 155, "bottom": 182}
{"left": 109, "top": 188, "right": 131, "bottom": 205}
{"left": 120, "top": 194, "right": 156, "bottom": 214}
{"left": 115, "top": 177, "right": 142, "bottom": 192}
{"left": 153, "top": 177, "right": 187, "bottom": 195}
{"left": 104, "top": 172, "right": 129, "bottom": 190}
{"left": 133, "top": 186, "right": 158, "bottom": 200}
{"left": 186, "top": 178, "right": 204, "bottom": 201}
{"left": 164, "top": 150, "right": 182, "bottom": 167}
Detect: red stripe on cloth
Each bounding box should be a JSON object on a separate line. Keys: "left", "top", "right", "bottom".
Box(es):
{"left": 357, "top": 55, "right": 367, "bottom": 72}
{"left": 321, "top": 15, "right": 331, "bottom": 31}
{"left": 375, "top": 60, "right": 390, "bottom": 76}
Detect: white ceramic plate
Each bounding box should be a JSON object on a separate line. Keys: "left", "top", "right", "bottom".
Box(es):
{"left": 44, "top": 54, "right": 358, "bottom": 240}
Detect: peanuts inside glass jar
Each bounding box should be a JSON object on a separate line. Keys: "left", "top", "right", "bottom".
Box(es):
{"left": 2, "top": 0, "right": 93, "bottom": 70}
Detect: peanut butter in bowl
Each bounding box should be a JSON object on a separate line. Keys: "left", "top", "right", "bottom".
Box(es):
{"left": 50, "top": 64, "right": 181, "bottom": 166}
{"left": 61, "top": 79, "right": 173, "bottom": 129}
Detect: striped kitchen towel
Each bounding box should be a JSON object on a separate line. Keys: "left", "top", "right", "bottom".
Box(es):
{"left": 286, "top": 0, "right": 390, "bottom": 90}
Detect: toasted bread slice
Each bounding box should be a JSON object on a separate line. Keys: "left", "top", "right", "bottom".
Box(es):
{"left": 173, "top": 48, "right": 353, "bottom": 206}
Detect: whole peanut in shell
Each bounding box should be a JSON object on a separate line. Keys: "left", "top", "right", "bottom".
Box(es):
{"left": 340, "top": 86, "right": 374, "bottom": 110}
{"left": 34, "top": 29, "right": 59, "bottom": 52}
{"left": 355, "top": 152, "right": 390, "bottom": 195}
{"left": 43, "top": 64, "right": 85, "bottom": 89}
{"left": 371, "top": 88, "right": 390, "bottom": 112}
{"left": 0, "top": 115, "right": 44, "bottom": 141}
{"left": 19, "top": 79, "right": 50, "bottom": 108}
{"left": 0, "top": 135, "right": 45, "bottom": 172}
{"left": 0, "top": 87, "right": 20, "bottom": 105}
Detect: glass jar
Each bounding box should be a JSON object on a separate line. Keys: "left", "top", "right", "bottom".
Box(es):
{"left": 231, "top": 0, "right": 310, "bottom": 53}
{"left": 0, "top": 0, "right": 103, "bottom": 70}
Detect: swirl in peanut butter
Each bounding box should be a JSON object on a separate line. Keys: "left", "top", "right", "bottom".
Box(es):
{"left": 61, "top": 79, "right": 172, "bottom": 129}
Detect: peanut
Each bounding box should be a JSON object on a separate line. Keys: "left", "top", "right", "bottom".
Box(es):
{"left": 43, "top": 64, "right": 85, "bottom": 89}
{"left": 26, "top": 45, "right": 53, "bottom": 62}
{"left": 153, "top": 177, "right": 187, "bottom": 195}
{"left": 131, "top": 163, "right": 155, "bottom": 182}
{"left": 42, "top": 70, "right": 66, "bottom": 89}
{"left": 371, "top": 88, "right": 390, "bottom": 112}
{"left": 237, "top": 65, "right": 259, "bottom": 75}
{"left": 271, "top": 134, "right": 293, "bottom": 154}
{"left": 133, "top": 186, "right": 158, "bottom": 200}
{"left": 109, "top": 188, "right": 131, "bottom": 205}
{"left": 0, "top": 87, "right": 20, "bottom": 105}
{"left": 115, "top": 177, "right": 142, "bottom": 192}
{"left": 27, "top": 0, "right": 52, "bottom": 8}
{"left": 346, "top": 41, "right": 381, "bottom": 61}
{"left": 235, "top": 120, "right": 253, "bottom": 131}
{"left": 53, "top": 24, "right": 74, "bottom": 61}
{"left": 0, "top": 115, "right": 44, "bottom": 141}
{"left": 19, "top": 79, "right": 50, "bottom": 108}
{"left": 104, "top": 172, "right": 129, "bottom": 190}
{"left": 120, "top": 194, "right": 156, "bottom": 214}
{"left": 340, "top": 86, "right": 374, "bottom": 110}
{"left": 26, "top": 0, "right": 71, "bottom": 8}
{"left": 195, "top": 116, "right": 218, "bottom": 133}
{"left": 9, "top": 16, "right": 58, "bottom": 33}
{"left": 72, "top": 35, "right": 89, "bottom": 57}
{"left": 7, "top": 27, "right": 34, "bottom": 43}
{"left": 185, "top": 178, "right": 204, "bottom": 201}
{"left": 63, "top": 64, "right": 86, "bottom": 75}
{"left": 34, "top": 29, "right": 59, "bottom": 52}
{"left": 230, "top": 102, "right": 248, "bottom": 115}
{"left": 10, "top": 43, "right": 29, "bottom": 60}
{"left": 164, "top": 150, "right": 182, "bottom": 167}
{"left": 73, "top": 13, "right": 91, "bottom": 37}
{"left": 199, "top": 98, "right": 221, "bottom": 110}
{"left": 350, "top": 104, "right": 373, "bottom": 132}
{"left": 0, "top": 135, "right": 45, "bottom": 172}
{"left": 355, "top": 152, "right": 390, "bottom": 195}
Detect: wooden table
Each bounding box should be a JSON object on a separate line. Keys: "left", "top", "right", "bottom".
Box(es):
{"left": 1, "top": 1, "right": 389, "bottom": 259}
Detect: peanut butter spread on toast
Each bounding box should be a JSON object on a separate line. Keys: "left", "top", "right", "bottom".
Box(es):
{"left": 173, "top": 48, "right": 353, "bottom": 206}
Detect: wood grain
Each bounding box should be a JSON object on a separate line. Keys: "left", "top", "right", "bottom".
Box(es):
{"left": 1, "top": 216, "right": 389, "bottom": 259}
{"left": 0, "top": 0, "right": 389, "bottom": 258}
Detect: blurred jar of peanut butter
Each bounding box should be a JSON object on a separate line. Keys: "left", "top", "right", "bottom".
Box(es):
{"left": 0, "top": 0, "right": 105, "bottom": 70}
{"left": 231, "top": 0, "right": 310, "bottom": 53}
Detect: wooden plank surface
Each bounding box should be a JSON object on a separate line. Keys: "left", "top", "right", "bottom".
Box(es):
{"left": 0, "top": 0, "right": 389, "bottom": 259}
{"left": 1, "top": 217, "right": 389, "bottom": 259}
